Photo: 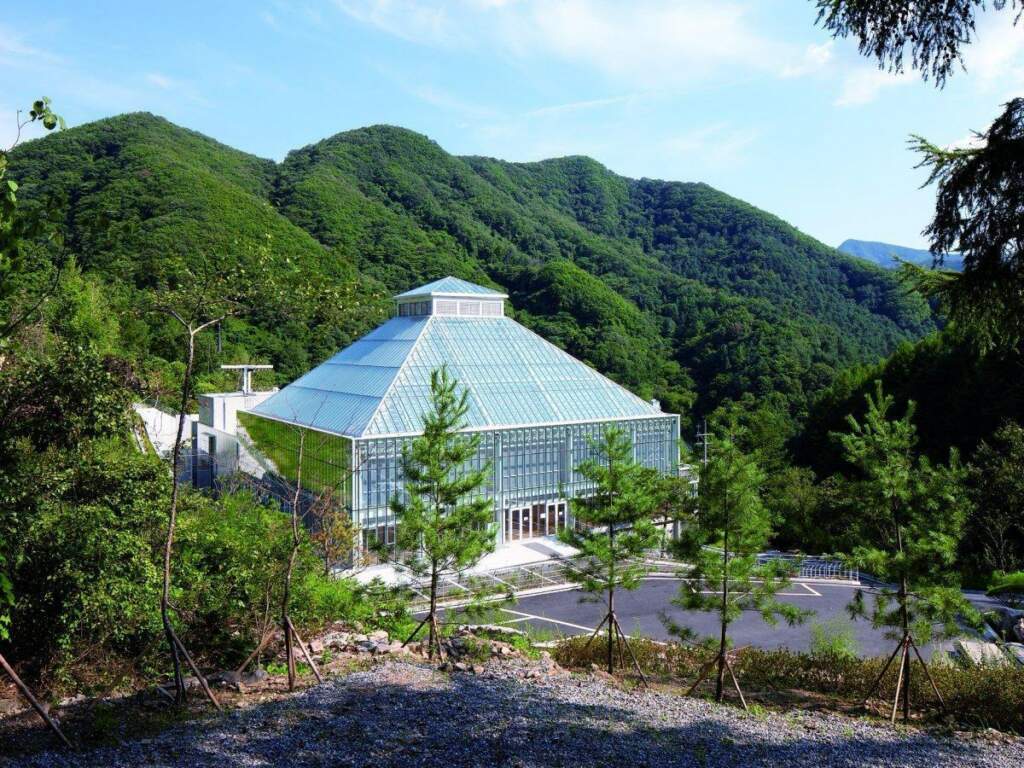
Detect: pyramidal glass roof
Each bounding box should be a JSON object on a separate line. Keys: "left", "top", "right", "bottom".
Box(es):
{"left": 249, "top": 279, "right": 665, "bottom": 438}
{"left": 395, "top": 276, "right": 507, "bottom": 299}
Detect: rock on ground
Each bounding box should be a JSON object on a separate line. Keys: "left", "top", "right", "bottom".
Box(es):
{"left": 4, "top": 659, "right": 1023, "bottom": 768}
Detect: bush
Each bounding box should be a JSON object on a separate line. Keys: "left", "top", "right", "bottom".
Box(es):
{"left": 988, "top": 571, "right": 1024, "bottom": 604}
{"left": 3, "top": 440, "right": 167, "bottom": 691}
{"left": 554, "top": 636, "right": 1024, "bottom": 733}
{"left": 2, "top": 461, "right": 406, "bottom": 694}
{"left": 808, "top": 618, "right": 860, "bottom": 660}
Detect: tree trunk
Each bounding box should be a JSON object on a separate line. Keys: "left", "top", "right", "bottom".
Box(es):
{"left": 607, "top": 525, "right": 616, "bottom": 675}
{"left": 428, "top": 563, "right": 439, "bottom": 659}
{"left": 161, "top": 329, "right": 194, "bottom": 703}
{"left": 897, "top": 523, "right": 910, "bottom": 722}
{"left": 0, "top": 651, "right": 71, "bottom": 748}
{"left": 283, "top": 431, "right": 305, "bottom": 691}
{"left": 716, "top": 525, "right": 729, "bottom": 703}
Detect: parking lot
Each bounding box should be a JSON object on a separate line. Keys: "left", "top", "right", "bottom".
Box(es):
{"left": 436, "top": 576, "right": 996, "bottom": 658}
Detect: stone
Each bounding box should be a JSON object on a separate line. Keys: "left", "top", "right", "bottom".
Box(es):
{"left": 321, "top": 631, "right": 354, "bottom": 649}
{"left": 0, "top": 698, "right": 25, "bottom": 717}
{"left": 368, "top": 629, "right": 389, "bottom": 643}
{"left": 241, "top": 669, "right": 269, "bottom": 687}
{"left": 471, "top": 664, "right": 486, "bottom": 675}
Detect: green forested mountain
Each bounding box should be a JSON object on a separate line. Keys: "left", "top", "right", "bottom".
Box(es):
{"left": 7, "top": 113, "right": 935, "bottom": 422}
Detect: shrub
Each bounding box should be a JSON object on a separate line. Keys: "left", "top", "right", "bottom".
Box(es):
{"left": 808, "top": 618, "right": 860, "bottom": 660}
{"left": 988, "top": 571, "right": 1024, "bottom": 604}
{"left": 3, "top": 440, "right": 167, "bottom": 691}
{"left": 554, "top": 636, "right": 1024, "bottom": 733}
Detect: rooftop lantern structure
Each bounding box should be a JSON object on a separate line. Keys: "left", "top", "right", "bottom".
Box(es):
{"left": 239, "top": 277, "right": 680, "bottom": 558}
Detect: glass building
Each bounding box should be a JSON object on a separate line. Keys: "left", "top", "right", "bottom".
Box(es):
{"left": 239, "top": 277, "right": 680, "bottom": 557}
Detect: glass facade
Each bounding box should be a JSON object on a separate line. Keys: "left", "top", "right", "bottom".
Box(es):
{"left": 240, "top": 277, "right": 681, "bottom": 560}
{"left": 243, "top": 411, "right": 678, "bottom": 556}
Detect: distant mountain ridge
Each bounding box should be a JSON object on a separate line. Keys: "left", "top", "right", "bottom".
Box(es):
{"left": 7, "top": 113, "right": 937, "bottom": 422}
{"left": 838, "top": 239, "right": 963, "bottom": 271}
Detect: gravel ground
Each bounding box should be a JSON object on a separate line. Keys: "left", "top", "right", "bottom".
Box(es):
{"left": 4, "top": 658, "right": 1022, "bottom": 768}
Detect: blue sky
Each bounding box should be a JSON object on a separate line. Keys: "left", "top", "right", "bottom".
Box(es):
{"left": 2, "top": 1, "right": 1022, "bottom": 248}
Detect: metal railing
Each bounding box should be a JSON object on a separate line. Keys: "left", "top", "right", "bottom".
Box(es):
{"left": 756, "top": 552, "right": 859, "bottom": 582}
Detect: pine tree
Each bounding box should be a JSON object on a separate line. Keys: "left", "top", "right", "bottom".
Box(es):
{"left": 392, "top": 366, "right": 495, "bottom": 660}
{"left": 670, "top": 436, "right": 808, "bottom": 708}
{"left": 560, "top": 427, "right": 662, "bottom": 680}
{"left": 836, "top": 381, "right": 973, "bottom": 723}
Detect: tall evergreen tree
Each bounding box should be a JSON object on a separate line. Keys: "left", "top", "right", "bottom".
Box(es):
{"left": 392, "top": 366, "right": 494, "bottom": 660}
{"left": 670, "top": 436, "right": 808, "bottom": 707}
{"left": 559, "top": 427, "right": 662, "bottom": 679}
{"left": 815, "top": 2, "right": 1024, "bottom": 346}
{"left": 836, "top": 381, "right": 974, "bottom": 723}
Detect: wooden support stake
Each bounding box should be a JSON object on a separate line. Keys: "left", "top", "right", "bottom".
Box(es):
{"left": 612, "top": 615, "right": 648, "bottom": 687}
{"left": 864, "top": 637, "right": 905, "bottom": 705}
{"left": 0, "top": 651, "right": 72, "bottom": 749}
{"left": 236, "top": 628, "right": 275, "bottom": 676}
{"left": 723, "top": 653, "right": 748, "bottom": 712}
{"left": 890, "top": 640, "right": 908, "bottom": 724}
{"left": 583, "top": 614, "right": 609, "bottom": 650}
{"left": 431, "top": 615, "right": 446, "bottom": 663}
{"left": 288, "top": 618, "right": 324, "bottom": 684}
{"left": 403, "top": 616, "right": 429, "bottom": 648}
{"left": 685, "top": 653, "right": 720, "bottom": 697}
{"left": 170, "top": 631, "right": 221, "bottom": 711}
{"left": 909, "top": 635, "right": 945, "bottom": 710}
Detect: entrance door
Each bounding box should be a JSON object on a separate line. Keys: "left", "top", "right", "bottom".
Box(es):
{"left": 505, "top": 501, "right": 567, "bottom": 541}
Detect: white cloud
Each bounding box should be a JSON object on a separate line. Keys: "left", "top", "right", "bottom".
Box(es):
{"left": 143, "top": 72, "right": 209, "bottom": 106}
{"left": 146, "top": 72, "right": 176, "bottom": 90}
{"left": 964, "top": 13, "right": 1024, "bottom": 86}
{"left": 333, "top": 0, "right": 462, "bottom": 46}
{"left": 0, "top": 24, "right": 58, "bottom": 62}
{"left": 524, "top": 94, "right": 636, "bottom": 118}
{"left": 781, "top": 40, "right": 834, "bottom": 78}
{"left": 834, "top": 67, "right": 910, "bottom": 107}
{"left": 663, "top": 122, "right": 759, "bottom": 166}
{"left": 411, "top": 84, "right": 499, "bottom": 119}
{"left": 333, "top": 1, "right": 810, "bottom": 88}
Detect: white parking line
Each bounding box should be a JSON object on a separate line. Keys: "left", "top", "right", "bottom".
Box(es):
{"left": 500, "top": 607, "right": 597, "bottom": 634}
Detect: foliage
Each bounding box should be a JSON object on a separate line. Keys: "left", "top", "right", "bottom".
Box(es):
{"left": 987, "top": 571, "right": 1024, "bottom": 600}
{"left": 910, "top": 99, "right": 1024, "bottom": 347}
{"left": 0, "top": 98, "right": 65, "bottom": 343}
{"left": 559, "top": 427, "right": 663, "bottom": 671}
{"left": 308, "top": 490, "right": 359, "bottom": 575}
{"left": 836, "top": 382, "right": 974, "bottom": 643}
{"left": 669, "top": 436, "right": 808, "bottom": 698}
{"left": 555, "top": 636, "right": 1024, "bottom": 732}
{"left": 391, "top": 366, "right": 495, "bottom": 577}
{"left": 964, "top": 423, "right": 1024, "bottom": 577}
{"left": 5, "top": 114, "right": 935, "bottom": 424}
{"left": 390, "top": 366, "right": 495, "bottom": 654}
{"left": 175, "top": 490, "right": 295, "bottom": 662}
{"left": 1, "top": 437, "right": 168, "bottom": 689}
{"left": 808, "top": 617, "right": 860, "bottom": 660}
{"left": 814, "top": 1, "right": 1020, "bottom": 86}
{"left": 560, "top": 428, "right": 663, "bottom": 597}
{"left": 798, "top": 330, "right": 1024, "bottom": 476}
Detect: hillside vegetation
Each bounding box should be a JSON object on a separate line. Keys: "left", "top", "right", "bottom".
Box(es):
{"left": 6, "top": 113, "right": 935, "bottom": 421}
